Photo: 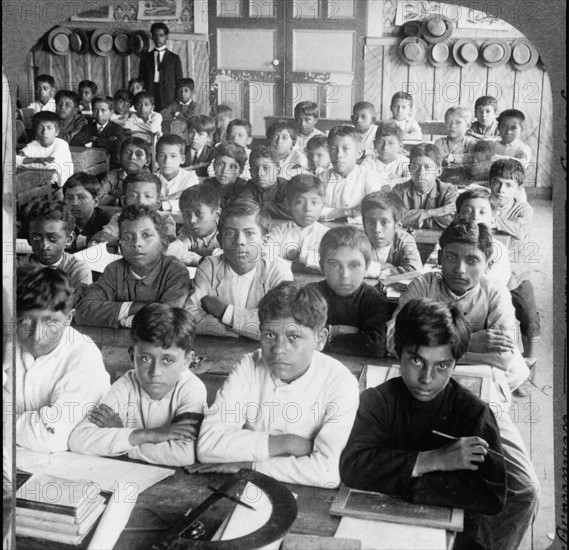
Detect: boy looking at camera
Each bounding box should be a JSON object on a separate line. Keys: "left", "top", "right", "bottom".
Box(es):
{"left": 468, "top": 95, "right": 500, "bottom": 141}
{"left": 389, "top": 91, "right": 422, "bottom": 140}
{"left": 294, "top": 101, "right": 324, "bottom": 154}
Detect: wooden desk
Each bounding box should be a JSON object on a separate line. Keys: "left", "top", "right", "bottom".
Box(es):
{"left": 70, "top": 146, "right": 109, "bottom": 176}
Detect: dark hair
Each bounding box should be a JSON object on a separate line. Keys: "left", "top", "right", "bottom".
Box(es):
{"left": 156, "top": 133, "right": 186, "bottom": 156}
{"left": 497, "top": 108, "right": 525, "bottom": 126}
{"left": 91, "top": 95, "right": 114, "bottom": 110}
{"left": 285, "top": 174, "right": 325, "bottom": 201}
{"left": 374, "top": 120, "right": 404, "bottom": 145}
{"left": 180, "top": 184, "right": 221, "bottom": 211}
{"left": 409, "top": 142, "right": 443, "bottom": 166}
{"left": 438, "top": 219, "right": 494, "bottom": 261}
{"left": 214, "top": 142, "right": 248, "bottom": 171}
{"left": 122, "top": 171, "right": 162, "bottom": 196}
{"left": 227, "top": 118, "right": 252, "bottom": 138}
{"left": 216, "top": 104, "right": 233, "bottom": 116}
{"left": 128, "top": 77, "right": 145, "bottom": 89}
{"left": 218, "top": 199, "right": 272, "bottom": 238}
{"left": 17, "top": 267, "right": 74, "bottom": 314}
{"left": 35, "top": 74, "right": 55, "bottom": 87}
{"left": 132, "top": 303, "right": 194, "bottom": 352}
{"left": 78, "top": 80, "right": 98, "bottom": 94}
{"left": 188, "top": 114, "right": 216, "bottom": 135}
{"left": 267, "top": 119, "right": 297, "bottom": 143}
{"left": 319, "top": 225, "right": 372, "bottom": 270}
{"left": 471, "top": 140, "right": 495, "bottom": 156}
{"left": 394, "top": 298, "right": 471, "bottom": 361}
{"left": 327, "top": 124, "right": 362, "bottom": 146}
{"left": 150, "top": 22, "right": 170, "bottom": 35}
{"left": 444, "top": 105, "right": 473, "bottom": 125}
{"left": 455, "top": 187, "right": 496, "bottom": 216}
{"left": 294, "top": 101, "right": 319, "bottom": 118}
{"left": 64, "top": 172, "right": 101, "bottom": 199}
{"left": 250, "top": 144, "right": 279, "bottom": 166}
{"left": 361, "top": 191, "right": 405, "bottom": 224}
{"left": 120, "top": 136, "right": 152, "bottom": 160}
{"left": 258, "top": 281, "right": 328, "bottom": 331}
{"left": 32, "top": 111, "right": 61, "bottom": 132}
{"left": 352, "top": 101, "right": 376, "bottom": 116}
{"left": 134, "top": 91, "right": 155, "bottom": 105}
{"left": 474, "top": 95, "right": 498, "bottom": 112}
{"left": 54, "top": 90, "right": 80, "bottom": 108}
{"left": 488, "top": 158, "right": 525, "bottom": 187}
{"left": 118, "top": 204, "right": 168, "bottom": 242}
{"left": 113, "top": 89, "right": 135, "bottom": 104}
{"left": 177, "top": 77, "right": 195, "bottom": 91}
{"left": 391, "top": 91, "right": 413, "bottom": 107}
{"left": 27, "top": 200, "right": 75, "bottom": 235}
{"left": 306, "top": 135, "right": 328, "bottom": 152}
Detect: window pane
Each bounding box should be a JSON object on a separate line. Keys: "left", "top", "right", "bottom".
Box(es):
{"left": 217, "top": 0, "right": 242, "bottom": 18}
{"left": 291, "top": 0, "right": 319, "bottom": 20}
{"left": 292, "top": 30, "right": 354, "bottom": 72}
{"left": 327, "top": 0, "right": 354, "bottom": 18}
{"left": 218, "top": 29, "right": 276, "bottom": 71}
{"left": 248, "top": 0, "right": 274, "bottom": 18}
{"left": 217, "top": 80, "right": 245, "bottom": 120}
{"left": 248, "top": 82, "right": 276, "bottom": 136}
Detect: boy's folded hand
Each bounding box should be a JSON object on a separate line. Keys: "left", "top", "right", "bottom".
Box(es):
{"left": 88, "top": 403, "right": 123, "bottom": 428}
{"left": 484, "top": 328, "right": 516, "bottom": 352}
{"left": 269, "top": 434, "right": 313, "bottom": 457}
{"left": 201, "top": 296, "right": 228, "bottom": 318}
{"left": 150, "top": 420, "right": 201, "bottom": 442}
{"left": 438, "top": 436, "right": 488, "bottom": 472}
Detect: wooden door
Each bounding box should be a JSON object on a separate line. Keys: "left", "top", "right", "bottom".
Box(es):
{"left": 209, "top": 0, "right": 366, "bottom": 137}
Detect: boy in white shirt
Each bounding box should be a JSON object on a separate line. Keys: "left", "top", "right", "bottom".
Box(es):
{"left": 26, "top": 74, "right": 56, "bottom": 113}
{"left": 188, "top": 281, "right": 359, "bottom": 487}
{"left": 267, "top": 174, "right": 329, "bottom": 272}
{"left": 15, "top": 268, "right": 110, "bottom": 452}
{"left": 155, "top": 134, "right": 199, "bottom": 212}
{"left": 266, "top": 120, "right": 308, "bottom": 180}
{"left": 389, "top": 92, "right": 422, "bottom": 140}
{"left": 124, "top": 91, "right": 163, "bottom": 143}
{"left": 351, "top": 101, "right": 377, "bottom": 158}
{"left": 319, "top": 125, "right": 389, "bottom": 221}
{"left": 69, "top": 303, "right": 206, "bottom": 467}
{"left": 16, "top": 111, "right": 74, "bottom": 186}
{"left": 493, "top": 109, "right": 532, "bottom": 168}
{"left": 186, "top": 200, "right": 293, "bottom": 340}
{"left": 363, "top": 121, "right": 410, "bottom": 187}
{"left": 207, "top": 119, "right": 253, "bottom": 180}
{"left": 306, "top": 134, "right": 331, "bottom": 179}
{"left": 294, "top": 101, "right": 325, "bottom": 154}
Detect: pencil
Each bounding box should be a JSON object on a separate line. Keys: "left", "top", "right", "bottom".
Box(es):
{"left": 431, "top": 430, "right": 518, "bottom": 468}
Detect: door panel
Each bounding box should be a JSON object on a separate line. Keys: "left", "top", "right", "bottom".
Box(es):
{"left": 292, "top": 30, "right": 355, "bottom": 72}
{"left": 217, "top": 29, "right": 277, "bottom": 71}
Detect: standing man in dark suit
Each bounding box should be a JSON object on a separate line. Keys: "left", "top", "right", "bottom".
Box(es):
{"left": 138, "top": 23, "right": 183, "bottom": 112}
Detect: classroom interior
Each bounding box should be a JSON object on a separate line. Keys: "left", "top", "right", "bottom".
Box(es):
{"left": 3, "top": 0, "right": 564, "bottom": 549}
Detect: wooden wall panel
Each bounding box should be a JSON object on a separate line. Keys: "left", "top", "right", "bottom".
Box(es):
{"left": 408, "top": 62, "right": 433, "bottom": 128}
{"left": 381, "top": 46, "right": 409, "bottom": 121}
{"left": 488, "top": 63, "right": 516, "bottom": 113}
{"left": 69, "top": 53, "right": 87, "bottom": 91}
{"left": 364, "top": 45, "right": 383, "bottom": 116}
{"left": 193, "top": 41, "right": 210, "bottom": 114}
{"left": 459, "top": 59, "right": 486, "bottom": 109}
{"left": 432, "top": 63, "right": 461, "bottom": 122}
{"left": 537, "top": 71, "right": 552, "bottom": 188}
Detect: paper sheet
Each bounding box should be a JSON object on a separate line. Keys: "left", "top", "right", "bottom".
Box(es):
{"left": 73, "top": 242, "right": 122, "bottom": 273}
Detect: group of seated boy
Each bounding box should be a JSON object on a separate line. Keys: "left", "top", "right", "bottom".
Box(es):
{"left": 14, "top": 75, "right": 542, "bottom": 549}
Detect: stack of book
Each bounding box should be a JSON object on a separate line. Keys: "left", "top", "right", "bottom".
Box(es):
{"left": 16, "top": 472, "right": 109, "bottom": 546}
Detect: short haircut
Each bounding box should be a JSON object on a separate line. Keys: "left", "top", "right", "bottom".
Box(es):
{"left": 113, "top": 89, "right": 134, "bottom": 104}
{"left": 294, "top": 101, "right": 319, "bottom": 118}
{"left": 327, "top": 124, "right": 362, "bottom": 146}
{"left": 54, "top": 90, "right": 80, "bottom": 107}
{"left": 27, "top": 200, "right": 75, "bottom": 235}
{"left": 187, "top": 114, "right": 216, "bottom": 135}
{"left": 438, "top": 219, "right": 494, "bottom": 261}
{"left": 444, "top": 105, "right": 473, "bottom": 125}
{"left": 455, "top": 187, "right": 497, "bottom": 216}
{"left": 35, "top": 74, "right": 55, "bottom": 87}
{"left": 352, "top": 101, "right": 376, "bottom": 116}
{"left": 134, "top": 91, "right": 155, "bottom": 105}
{"left": 361, "top": 190, "right": 405, "bottom": 224}
{"left": 64, "top": 171, "right": 101, "bottom": 199}
{"left": 156, "top": 133, "right": 186, "bottom": 156}
{"left": 409, "top": 142, "right": 443, "bottom": 166}
{"left": 78, "top": 80, "right": 98, "bottom": 94}
{"left": 176, "top": 77, "right": 195, "bottom": 91}
{"left": 471, "top": 140, "right": 495, "bottom": 157}
{"left": 227, "top": 118, "right": 252, "bottom": 137}
{"left": 374, "top": 120, "right": 404, "bottom": 145}
{"left": 488, "top": 158, "right": 526, "bottom": 187}
{"left": 118, "top": 204, "right": 167, "bottom": 241}
{"left": 218, "top": 199, "right": 271, "bottom": 237}
{"left": 214, "top": 142, "right": 248, "bottom": 171}
{"left": 122, "top": 171, "right": 162, "bottom": 196}
{"left": 91, "top": 95, "right": 114, "bottom": 110}
{"left": 266, "top": 119, "right": 297, "bottom": 143}
{"left": 216, "top": 104, "right": 233, "bottom": 116}
{"left": 319, "top": 225, "right": 372, "bottom": 270}
{"left": 128, "top": 77, "right": 145, "bottom": 88}
{"left": 179, "top": 184, "right": 221, "bottom": 211}
{"left": 250, "top": 144, "right": 279, "bottom": 166}
{"left": 391, "top": 91, "right": 413, "bottom": 107}
{"left": 17, "top": 267, "right": 74, "bottom": 314}
{"left": 306, "top": 135, "right": 328, "bottom": 152}
{"left": 121, "top": 136, "right": 152, "bottom": 159}
{"left": 474, "top": 95, "right": 498, "bottom": 112}
{"left": 32, "top": 111, "right": 61, "bottom": 132}
{"left": 259, "top": 281, "right": 328, "bottom": 331}
{"left": 497, "top": 108, "right": 526, "bottom": 126}
{"left": 284, "top": 174, "right": 325, "bottom": 201}
{"left": 131, "top": 303, "right": 194, "bottom": 352}
{"left": 150, "top": 22, "right": 170, "bottom": 35}
{"left": 394, "top": 298, "right": 471, "bottom": 361}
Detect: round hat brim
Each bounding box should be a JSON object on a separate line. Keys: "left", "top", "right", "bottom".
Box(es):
{"left": 422, "top": 15, "right": 455, "bottom": 44}
{"left": 510, "top": 38, "right": 539, "bottom": 71}
{"left": 428, "top": 42, "right": 451, "bottom": 67}
{"left": 480, "top": 38, "right": 511, "bottom": 68}
{"left": 47, "top": 27, "right": 72, "bottom": 55}
{"left": 130, "top": 31, "right": 151, "bottom": 55}
{"left": 69, "top": 29, "right": 90, "bottom": 54}
{"left": 399, "top": 37, "right": 429, "bottom": 65}
{"left": 452, "top": 38, "right": 479, "bottom": 67}
{"left": 90, "top": 29, "right": 114, "bottom": 56}
{"left": 401, "top": 20, "right": 423, "bottom": 38}
{"left": 114, "top": 32, "right": 132, "bottom": 56}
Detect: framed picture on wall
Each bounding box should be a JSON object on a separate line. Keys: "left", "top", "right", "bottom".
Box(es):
{"left": 71, "top": 5, "right": 115, "bottom": 22}
{"left": 137, "top": 0, "right": 183, "bottom": 20}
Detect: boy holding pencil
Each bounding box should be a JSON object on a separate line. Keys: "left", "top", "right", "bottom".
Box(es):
{"left": 340, "top": 298, "right": 528, "bottom": 549}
